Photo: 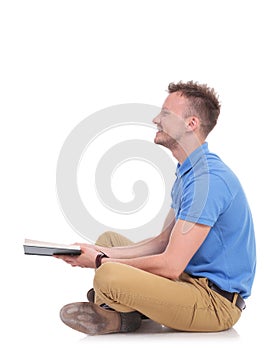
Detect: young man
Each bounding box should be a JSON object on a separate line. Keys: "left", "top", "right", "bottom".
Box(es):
{"left": 56, "top": 81, "right": 256, "bottom": 335}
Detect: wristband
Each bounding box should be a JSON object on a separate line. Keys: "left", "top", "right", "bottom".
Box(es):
{"left": 95, "top": 251, "right": 109, "bottom": 268}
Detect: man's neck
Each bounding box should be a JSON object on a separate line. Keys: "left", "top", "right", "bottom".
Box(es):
{"left": 170, "top": 137, "right": 205, "bottom": 164}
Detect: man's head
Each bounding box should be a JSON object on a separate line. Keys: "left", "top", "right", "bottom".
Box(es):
{"left": 153, "top": 81, "right": 221, "bottom": 150}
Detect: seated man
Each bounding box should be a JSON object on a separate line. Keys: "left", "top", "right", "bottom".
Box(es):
{"left": 56, "top": 81, "right": 256, "bottom": 335}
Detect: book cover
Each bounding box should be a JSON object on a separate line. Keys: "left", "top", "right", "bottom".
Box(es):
{"left": 23, "top": 239, "right": 81, "bottom": 256}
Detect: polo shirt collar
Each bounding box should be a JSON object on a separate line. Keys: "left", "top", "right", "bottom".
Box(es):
{"left": 175, "top": 142, "right": 209, "bottom": 178}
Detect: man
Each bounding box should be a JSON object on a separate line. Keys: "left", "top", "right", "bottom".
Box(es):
{"left": 56, "top": 81, "right": 256, "bottom": 335}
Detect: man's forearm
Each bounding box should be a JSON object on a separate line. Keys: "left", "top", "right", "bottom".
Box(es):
{"left": 96, "top": 208, "right": 175, "bottom": 259}
{"left": 96, "top": 234, "right": 164, "bottom": 259}
{"left": 97, "top": 220, "right": 175, "bottom": 259}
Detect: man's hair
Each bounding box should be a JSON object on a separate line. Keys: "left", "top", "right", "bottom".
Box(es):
{"left": 168, "top": 81, "right": 221, "bottom": 137}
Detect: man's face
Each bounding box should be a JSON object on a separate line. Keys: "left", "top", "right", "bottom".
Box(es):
{"left": 153, "top": 93, "right": 189, "bottom": 149}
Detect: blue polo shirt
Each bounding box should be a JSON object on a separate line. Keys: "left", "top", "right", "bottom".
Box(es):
{"left": 171, "top": 143, "right": 256, "bottom": 298}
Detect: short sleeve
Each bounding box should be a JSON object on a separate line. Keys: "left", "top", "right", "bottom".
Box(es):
{"left": 178, "top": 173, "right": 232, "bottom": 226}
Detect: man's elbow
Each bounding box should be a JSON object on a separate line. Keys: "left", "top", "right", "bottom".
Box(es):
{"left": 159, "top": 254, "right": 183, "bottom": 280}
{"left": 164, "top": 269, "right": 181, "bottom": 281}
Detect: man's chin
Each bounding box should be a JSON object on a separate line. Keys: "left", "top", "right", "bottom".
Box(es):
{"left": 154, "top": 136, "right": 168, "bottom": 148}
{"left": 154, "top": 135, "right": 162, "bottom": 144}
{"left": 154, "top": 134, "right": 177, "bottom": 149}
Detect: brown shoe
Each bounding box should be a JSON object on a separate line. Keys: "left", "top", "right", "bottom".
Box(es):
{"left": 60, "top": 301, "right": 142, "bottom": 335}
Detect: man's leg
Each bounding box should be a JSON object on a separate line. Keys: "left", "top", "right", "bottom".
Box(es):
{"left": 61, "top": 231, "right": 241, "bottom": 334}
{"left": 60, "top": 232, "right": 141, "bottom": 335}
{"left": 87, "top": 231, "right": 134, "bottom": 305}
{"left": 95, "top": 230, "right": 134, "bottom": 248}
{"left": 94, "top": 262, "right": 241, "bottom": 332}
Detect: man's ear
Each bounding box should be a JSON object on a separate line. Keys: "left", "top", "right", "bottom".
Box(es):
{"left": 186, "top": 116, "right": 199, "bottom": 131}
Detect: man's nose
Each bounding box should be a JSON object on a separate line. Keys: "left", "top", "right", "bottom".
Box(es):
{"left": 152, "top": 113, "right": 160, "bottom": 124}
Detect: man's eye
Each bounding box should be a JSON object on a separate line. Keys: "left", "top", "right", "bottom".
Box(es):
{"left": 161, "top": 110, "right": 169, "bottom": 117}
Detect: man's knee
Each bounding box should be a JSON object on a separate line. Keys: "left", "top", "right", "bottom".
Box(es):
{"left": 95, "top": 231, "right": 118, "bottom": 247}
{"left": 93, "top": 262, "right": 126, "bottom": 298}
{"left": 95, "top": 231, "right": 133, "bottom": 247}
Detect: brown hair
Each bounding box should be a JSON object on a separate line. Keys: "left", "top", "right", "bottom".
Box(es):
{"left": 168, "top": 81, "right": 221, "bottom": 137}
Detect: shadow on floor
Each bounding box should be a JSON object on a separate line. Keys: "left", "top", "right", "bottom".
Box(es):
{"left": 79, "top": 319, "right": 239, "bottom": 343}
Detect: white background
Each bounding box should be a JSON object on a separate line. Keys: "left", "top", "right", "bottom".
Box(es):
{"left": 0, "top": 0, "right": 265, "bottom": 349}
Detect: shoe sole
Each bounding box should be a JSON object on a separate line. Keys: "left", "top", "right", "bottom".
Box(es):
{"left": 60, "top": 301, "right": 121, "bottom": 335}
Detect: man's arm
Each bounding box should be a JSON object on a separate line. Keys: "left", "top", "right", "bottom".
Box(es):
{"left": 98, "top": 208, "right": 176, "bottom": 258}
{"left": 101, "top": 219, "right": 210, "bottom": 280}
{"left": 58, "top": 216, "right": 210, "bottom": 278}
{"left": 55, "top": 208, "right": 176, "bottom": 267}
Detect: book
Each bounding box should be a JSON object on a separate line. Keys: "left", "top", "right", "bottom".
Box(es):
{"left": 23, "top": 239, "right": 82, "bottom": 256}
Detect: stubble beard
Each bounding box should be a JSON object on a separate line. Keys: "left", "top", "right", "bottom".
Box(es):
{"left": 154, "top": 131, "right": 178, "bottom": 150}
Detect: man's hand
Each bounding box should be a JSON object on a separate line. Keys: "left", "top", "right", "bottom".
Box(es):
{"left": 54, "top": 243, "right": 100, "bottom": 268}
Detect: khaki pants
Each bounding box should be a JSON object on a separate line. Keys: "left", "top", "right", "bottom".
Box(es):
{"left": 93, "top": 231, "right": 241, "bottom": 332}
